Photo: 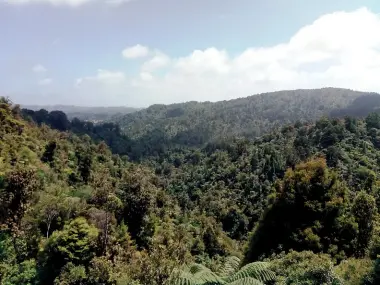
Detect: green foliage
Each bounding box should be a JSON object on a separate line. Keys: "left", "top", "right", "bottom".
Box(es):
{"left": 245, "top": 158, "right": 358, "bottom": 262}
{"left": 4, "top": 94, "right": 380, "bottom": 285}
{"left": 23, "top": 105, "right": 139, "bottom": 122}
{"left": 269, "top": 251, "right": 341, "bottom": 285}
{"left": 39, "top": 217, "right": 98, "bottom": 283}
{"left": 54, "top": 263, "right": 87, "bottom": 285}
{"left": 0, "top": 232, "right": 38, "bottom": 285}
{"left": 1, "top": 259, "right": 38, "bottom": 285}
{"left": 352, "top": 192, "right": 377, "bottom": 257}
{"left": 170, "top": 257, "right": 275, "bottom": 285}
{"left": 110, "top": 88, "right": 380, "bottom": 160}
{"left": 367, "top": 258, "right": 380, "bottom": 285}
{"left": 0, "top": 168, "right": 39, "bottom": 231}
{"left": 49, "top": 217, "right": 97, "bottom": 261}
{"left": 334, "top": 258, "right": 374, "bottom": 285}
{"left": 118, "top": 166, "right": 158, "bottom": 248}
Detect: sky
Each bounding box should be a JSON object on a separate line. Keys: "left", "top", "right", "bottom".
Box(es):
{"left": 2, "top": 0, "right": 380, "bottom": 107}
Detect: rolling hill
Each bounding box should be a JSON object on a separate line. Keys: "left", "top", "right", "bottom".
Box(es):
{"left": 4, "top": 92, "right": 380, "bottom": 284}
{"left": 108, "top": 88, "right": 380, "bottom": 159}
{"left": 22, "top": 104, "right": 141, "bottom": 122}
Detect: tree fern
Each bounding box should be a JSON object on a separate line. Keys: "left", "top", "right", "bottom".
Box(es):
{"left": 169, "top": 257, "right": 275, "bottom": 285}
{"left": 228, "top": 278, "right": 266, "bottom": 285}
{"left": 225, "top": 262, "right": 276, "bottom": 283}
{"left": 217, "top": 256, "right": 241, "bottom": 277}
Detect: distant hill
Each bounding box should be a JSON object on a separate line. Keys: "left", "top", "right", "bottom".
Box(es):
{"left": 114, "top": 88, "right": 380, "bottom": 151}
{"left": 22, "top": 104, "right": 141, "bottom": 122}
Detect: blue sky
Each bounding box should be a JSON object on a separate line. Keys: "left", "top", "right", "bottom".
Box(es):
{"left": 1, "top": 0, "right": 380, "bottom": 107}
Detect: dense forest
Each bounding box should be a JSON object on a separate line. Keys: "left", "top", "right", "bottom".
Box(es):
{"left": 3, "top": 87, "right": 380, "bottom": 284}
{"left": 22, "top": 105, "right": 140, "bottom": 122}
{"left": 23, "top": 88, "right": 380, "bottom": 161}
{"left": 114, "top": 88, "right": 380, "bottom": 147}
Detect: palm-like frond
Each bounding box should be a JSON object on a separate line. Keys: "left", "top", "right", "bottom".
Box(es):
{"left": 171, "top": 263, "right": 224, "bottom": 285}
{"left": 225, "top": 262, "right": 275, "bottom": 284}
{"left": 217, "top": 256, "right": 241, "bottom": 277}
{"left": 228, "top": 277, "right": 265, "bottom": 285}
{"left": 169, "top": 257, "right": 275, "bottom": 285}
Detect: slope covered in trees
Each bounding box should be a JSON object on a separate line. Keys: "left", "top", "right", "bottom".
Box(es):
{"left": 0, "top": 98, "right": 239, "bottom": 284}
{"left": 22, "top": 105, "right": 140, "bottom": 122}
{"left": 3, "top": 93, "right": 380, "bottom": 284}
{"left": 114, "top": 88, "right": 380, "bottom": 150}
{"left": 21, "top": 88, "right": 380, "bottom": 161}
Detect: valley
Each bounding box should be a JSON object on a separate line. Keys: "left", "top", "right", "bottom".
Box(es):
{"left": 1, "top": 88, "right": 380, "bottom": 284}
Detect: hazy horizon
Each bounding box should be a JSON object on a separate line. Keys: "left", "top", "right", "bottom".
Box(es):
{"left": 2, "top": 0, "right": 380, "bottom": 107}
{"left": 18, "top": 86, "right": 368, "bottom": 109}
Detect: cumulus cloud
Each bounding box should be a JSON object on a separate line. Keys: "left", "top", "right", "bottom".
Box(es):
{"left": 76, "top": 69, "right": 126, "bottom": 86}
{"left": 175, "top": 48, "right": 230, "bottom": 75}
{"left": 32, "top": 64, "right": 47, "bottom": 73}
{"left": 139, "top": 72, "right": 153, "bottom": 81}
{"left": 105, "top": 0, "right": 132, "bottom": 5}
{"left": 122, "top": 45, "right": 150, "bottom": 59}
{"left": 75, "top": 7, "right": 380, "bottom": 106}
{"left": 3, "top": 0, "right": 131, "bottom": 6}
{"left": 141, "top": 51, "right": 170, "bottom": 72}
{"left": 38, "top": 78, "right": 52, "bottom": 85}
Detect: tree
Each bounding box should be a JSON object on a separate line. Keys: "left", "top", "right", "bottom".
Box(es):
{"left": 118, "top": 167, "right": 157, "bottom": 248}
{"left": 269, "top": 251, "right": 341, "bottom": 285}
{"left": 0, "top": 168, "right": 38, "bottom": 232}
{"left": 75, "top": 148, "right": 93, "bottom": 184}
{"left": 87, "top": 257, "right": 116, "bottom": 285}
{"left": 48, "top": 111, "right": 70, "bottom": 131}
{"left": 352, "top": 192, "right": 377, "bottom": 257}
{"left": 169, "top": 256, "right": 276, "bottom": 285}
{"left": 89, "top": 167, "right": 122, "bottom": 255}
{"left": 366, "top": 113, "right": 380, "bottom": 130}
{"left": 40, "top": 217, "right": 98, "bottom": 284}
{"left": 35, "top": 193, "right": 62, "bottom": 238}
{"left": 41, "top": 141, "right": 57, "bottom": 166}
{"left": 1, "top": 259, "right": 38, "bottom": 285}
{"left": 245, "top": 158, "right": 355, "bottom": 262}
{"left": 54, "top": 263, "right": 88, "bottom": 285}
{"left": 334, "top": 258, "right": 374, "bottom": 285}
{"left": 133, "top": 223, "right": 193, "bottom": 285}
{"left": 0, "top": 233, "right": 38, "bottom": 285}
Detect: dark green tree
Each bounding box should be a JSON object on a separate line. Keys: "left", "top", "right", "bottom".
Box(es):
{"left": 352, "top": 192, "right": 377, "bottom": 257}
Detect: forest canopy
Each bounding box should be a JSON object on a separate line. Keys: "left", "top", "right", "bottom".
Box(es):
{"left": 2, "top": 89, "right": 380, "bottom": 285}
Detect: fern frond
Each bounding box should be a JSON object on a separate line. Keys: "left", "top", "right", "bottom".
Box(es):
{"left": 218, "top": 256, "right": 241, "bottom": 277}
{"left": 192, "top": 267, "right": 223, "bottom": 284}
{"left": 225, "top": 262, "right": 275, "bottom": 283}
{"left": 187, "top": 263, "right": 211, "bottom": 275}
{"left": 170, "top": 260, "right": 276, "bottom": 285}
{"left": 170, "top": 274, "right": 197, "bottom": 285}
{"left": 171, "top": 263, "right": 224, "bottom": 285}
{"left": 227, "top": 277, "right": 264, "bottom": 285}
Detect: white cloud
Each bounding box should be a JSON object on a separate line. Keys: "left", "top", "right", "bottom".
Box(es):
{"left": 175, "top": 48, "right": 230, "bottom": 75}
{"left": 32, "top": 64, "right": 47, "bottom": 73}
{"left": 38, "top": 78, "right": 52, "bottom": 85}
{"left": 3, "top": 0, "right": 131, "bottom": 6}
{"left": 122, "top": 45, "right": 150, "bottom": 59}
{"left": 76, "top": 69, "right": 125, "bottom": 86}
{"left": 105, "top": 0, "right": 132, "bottom": 5}
{"left": 140, "top": 72, "right": 153, "bottom": 81}
{"left": 141, "top": 52, "right": 170, "bottom": 72}
{"left": 75, "top": 7, "right": 380, "bottom": 106}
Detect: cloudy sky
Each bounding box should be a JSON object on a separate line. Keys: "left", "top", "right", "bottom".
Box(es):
{"left": 2, "top": 0, "right": 380, "bottom": 107}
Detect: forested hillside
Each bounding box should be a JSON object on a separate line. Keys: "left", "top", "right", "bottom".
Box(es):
{"left": 22, "top": 88, "right": 380, "bottom": 161}
{"left": 114, "top": 88, "right": 380, "bottom": 149}
{"left": 1, "top": 98, "right": 238, "bottom": 284}
{"left": 3, "top": 93, "right": 380, "bottom": 284}
{"left": 22, "top": 105, "right": 140, "bottom": 122}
